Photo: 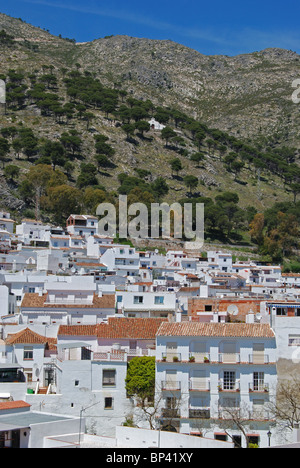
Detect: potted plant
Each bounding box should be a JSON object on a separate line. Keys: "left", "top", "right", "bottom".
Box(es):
{"left": 204, "top": 356, "right": 210, "bottom": 363}
{"left": 173, "top": 356, "right": 179, "bottom": 362}
{"left": 189, "top": 355, "right": 195, "bottom": 363}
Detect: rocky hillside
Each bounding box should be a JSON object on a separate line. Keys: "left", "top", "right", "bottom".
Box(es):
{"left": 0, "top": 12, "right": 299, "bottom": 235}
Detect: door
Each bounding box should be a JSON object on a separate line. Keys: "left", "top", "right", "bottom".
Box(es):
{"left": 165, "top": 370, "right": 178, "bottom": 390}
{"left": 191, "top": 370, "right": 207, "bottom": 390}
{"left": 11, "top": 430, "right": 20, "bottom": 449}
{"left": 166, "top": 342, "right": 178, "bottom": 361}
{"left": 193, "top": 342, "right": 206, "bottom": 362}
{"left": 223, "top": 342, "right": 237, "bottom": 363}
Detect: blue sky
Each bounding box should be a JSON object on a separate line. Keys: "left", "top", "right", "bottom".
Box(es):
{"left": 1, "top": 0, "right": 300, "bottom": 56}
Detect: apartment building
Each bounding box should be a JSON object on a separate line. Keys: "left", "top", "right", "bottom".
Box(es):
{"left": 155, "top": 321, "right": 277, "bottom": 448}
{"left": 20, "top": 280, "right": 116, "bottom": 325}
{"left": 116, "top": 290, "right": 176, "bottom": 318}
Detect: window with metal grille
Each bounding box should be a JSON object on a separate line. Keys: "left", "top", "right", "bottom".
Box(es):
{"left": 102, "top": 369, "right": 116, "bottom": 387}
{"left": 223, "top": 371, "right": 235, "bottom": 390}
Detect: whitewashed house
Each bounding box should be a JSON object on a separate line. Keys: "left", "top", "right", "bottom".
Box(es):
{"left": 0, "top": 285, "right": 16, "bottom": 318}
{"left": 19, "top": 278, "right": 116, "bottom": 325}
{"left": 148, "top": 117, "right": 166, "bottom": 131}
{"left": 4, "top": 327, "right": 57, "bottom": 391}
{"left": 0, "top": 212, "right": 15, "bottom": 235}
{"left": 86, "top": 235, "right": 114, "bottom": 257}
{"left": 100, "top": 245, "right": 140, "bottom": 276}
{"left": 117, "top": 290, "right": 176, "bottom": 318}
{"left": 66, "top": 215, "right": 98, "bottom": 239}
{"left": 15, "top": 219, "right": 51, "bottom": 245}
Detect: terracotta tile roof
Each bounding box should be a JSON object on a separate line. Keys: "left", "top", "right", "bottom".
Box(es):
{"left": 5, "top": 328, "right": 57, "bottom": 350}
{"left": 0, "top": 401, "right": 31, "bottom": 411}
{"left": 156, "top": 322, "right": 275, "bottom": 338}
{"left": 58, "top": 317, "right": 167, "bottom": 340}
{"left": 282, "top": 273, "right": 300, "bottom": 277}
{"left": 21, "top": 293, "right": 115, "bottom": 309}
{"left": 58, "top": 324, "right": 98, "bottom": 337}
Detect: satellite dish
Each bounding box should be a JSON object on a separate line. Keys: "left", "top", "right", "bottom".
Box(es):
{"left": 227, "top": 305, "right": 239, "bottom": 316}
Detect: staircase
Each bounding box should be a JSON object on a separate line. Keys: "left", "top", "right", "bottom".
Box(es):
{"left": 37, "top": 387, "right": 48, "bottom": 395}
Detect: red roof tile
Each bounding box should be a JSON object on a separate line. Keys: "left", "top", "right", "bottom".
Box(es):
{"left": 0, "top": 401, "right": 31, "bottom": 411}
{"left": 58, "top": 317, "right": 167, "bottom": 340}
{"left": 156, "top": 322, "right": 275, "bottom": 338}
{"left": 5, "top": 328, "right": 57, "bottom": 349}
{"left": 21, "top": 293, "right": 115, "bottom": 309}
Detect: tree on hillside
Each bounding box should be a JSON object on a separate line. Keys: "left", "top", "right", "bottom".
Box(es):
{"left": 161, "top": 127, "right": 176, "bottom": 147}
{"left": 190, "top": 152, "right": 205, "bottom": 167}
{"left": 183, "top": 175, "right": 198, "bottom": 196}
{"left": 170, "top": 158, "right": 183, "bottom": 177}
{"left": 0, "top": 137, "right": 10, "bottom": 168}
{"left": 25, "top": 164, "right": 55, "bottom": 220}
{"left": 4, "top": 164, "right": 20, "bottom": 183}
{"left": 46, "top": 184, "right": 82, "bottom": 224}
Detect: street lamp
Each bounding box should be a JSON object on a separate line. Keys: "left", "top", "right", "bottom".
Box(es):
{"left": 78, "top": 400, "right": 102, "bottom": 448}
{"left": 267, "top": 430, "right": 272, "bottom": 447}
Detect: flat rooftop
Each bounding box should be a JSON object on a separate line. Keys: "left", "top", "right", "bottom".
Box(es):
{"left": 0, "top": 411, "right": 74, "bottom": 428}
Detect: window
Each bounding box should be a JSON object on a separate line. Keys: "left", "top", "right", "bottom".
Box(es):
{"left": 134, "top": 296, "right": 143, "bottom": 304}
{"left": 103, "top": 369, "right": 116, "bottom": 387}
{"left": 75, "top": 380, "right": 79, "bottom": 386}
{"left": 104, "top": 397, "right": 113, "bottom": 409}
{"left": 205, "top": 305, "right": 212, "bottom": 312}
{"left": 289, "top": 335, "right": 300, "bottom": 346}
{"left": 223, "top": 371, "right": 236, "bottom": 390}
{"left": 253, "top": 372, "right": 264, "bottom": 391}
{"left": 276, "top": 307, "right": 287, "bottom": 316}
{"left": 24, "top": 347, "right": 33, "bottom": 360}
{"left": 28, "top": 288, "right": 35, "bottom": 294}
{"left": 155, "top": 296, "right": 164, "bottom": 305}
{"left": 117, "top": 295, "right": 123, "bottom": 303}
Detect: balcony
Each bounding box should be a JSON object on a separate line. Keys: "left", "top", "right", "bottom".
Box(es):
{"left": 161, "top": 353, "right": 182, "bottom": 363}
{"left": 161, "top": 408, "right": 180, "bottom": 419}
{"left": 189, "top": 379, "right": 210, "bottom": 392}
{"left": 93, "top": 351, "right": 127, "bottom": 362}
{"left": 188, "top": 353, "right": 210, "bottom": 364}
{"left": 218, "top": 353, "right": 240, "bottom": 364}
{"left": 189, "top": 408, "right": 210, "bottom": 419}
{"left": 161, "top": 380, "right": 181, "bottom": 391}
{"left": 218, "top": 380, "right": 240, "bottom": 392}
{"left": 248, "top": 354, "right": 270, "bottom": 364}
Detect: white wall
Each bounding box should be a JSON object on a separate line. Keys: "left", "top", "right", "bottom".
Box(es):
{"left": 116, "top": 426, "right": 234, "bottom": 449}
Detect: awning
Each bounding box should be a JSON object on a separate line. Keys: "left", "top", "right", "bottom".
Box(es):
{"left": 268, "top": 304, "right": 300, "bottom": 308}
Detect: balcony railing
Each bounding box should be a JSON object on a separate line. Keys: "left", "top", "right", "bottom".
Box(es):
{"left": 93, "top": 352, "right": 127, "bottom": 362}
{"left": 161, "top": 380, "right": 181, "bottom": 391}
{"left": 218, "top": 380, "right": 240, "bottom": 392}
{"left": 248, "top": 354, "right": 270, "bottom": 364}
{"left": 189, "top": 408, "right": 210, "bottom": 419}
{"left": 189, "top": 379, "right": 210, "bottom": 391}
{"left": 218, "top": 353, "right": 240, "bottom": 364}
{"left": 188, "top": 353, "right": 210, "bottom": 363}
{"left": 161, "top": 353, "right": 182, "bottom": 363}
{"left": 249, "top": 382, "right": 269, "bottom": 393}
{"left": 161, "top": 408, "right": 180, "bottom": 419}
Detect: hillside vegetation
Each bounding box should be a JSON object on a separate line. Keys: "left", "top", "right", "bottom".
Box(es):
{"left": 0, "top": 13, "right": 300, "bottom": 267}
